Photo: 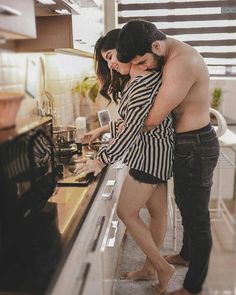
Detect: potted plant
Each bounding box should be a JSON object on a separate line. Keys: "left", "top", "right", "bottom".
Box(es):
{"left": 210, "top": 87, "right": 224, "bottom": 124}
{"left": 210, "top": 87, "right": 223, "bottom": 111}
{"left": 72, "top": 76, "right": 100, "bottom": 117}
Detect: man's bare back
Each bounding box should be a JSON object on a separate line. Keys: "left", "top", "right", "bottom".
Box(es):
{"left": 144, "top": 37, "right": 211, "bottom": 132}
{"left": 167, "top": 39, "right": 210, "bottom": 132}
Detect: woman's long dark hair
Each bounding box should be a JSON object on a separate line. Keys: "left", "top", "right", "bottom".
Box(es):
{"left": 94, "top": 29, "right": 129, "bottom": 104}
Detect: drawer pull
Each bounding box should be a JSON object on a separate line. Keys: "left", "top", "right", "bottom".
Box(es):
{"left": 113, "top": 162, "right": 124, "bottom": 169}
{"left": 102, "top": 179, "right": 116, "bottom": 199}
{"left": 107, "top": 220, "right": 119, "bottom": 248}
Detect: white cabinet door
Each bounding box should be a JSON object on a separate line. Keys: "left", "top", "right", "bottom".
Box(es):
{"left": 101, "top": 202, "right": 126, "bottom": 295}
{"left": 50, "top": 201, "right": 106, "bottom": 295}
{"left": 0, "top": 0, "right": 36, "bottom": 40}
{"left": 50, "top": 165, "right": 127, "bottom": 295}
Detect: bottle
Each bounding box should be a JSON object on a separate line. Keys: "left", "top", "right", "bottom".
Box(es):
{"left": 75, "top": 116, "right": 87, "bottom": 143}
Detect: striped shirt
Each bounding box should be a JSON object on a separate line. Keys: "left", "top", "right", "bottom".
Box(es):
{"left": 97, "top": 71, "right": 174, "bottom": 181}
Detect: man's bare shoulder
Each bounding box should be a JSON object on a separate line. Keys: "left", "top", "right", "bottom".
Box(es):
{"left": 166, "top": 50, "right": 200, "bottom": 70}
{"left": 162, "top": 54, "right": 198, "bottom": 84}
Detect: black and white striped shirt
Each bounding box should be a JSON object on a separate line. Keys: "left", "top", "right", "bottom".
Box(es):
{"left": 97, "top": 71, "right": 174, "bottom": 181}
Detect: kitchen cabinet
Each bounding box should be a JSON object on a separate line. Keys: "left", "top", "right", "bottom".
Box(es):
{"left": 15, "top": 15, "right": 93, "bottom": 58}
{"left": 50, "top": 199, "right": 105, "bottom": 295}
{"left": 0, "top": 0, "right": 36, "bottom": 40}
{"left": 101, "top": 205, "right": 124, "bottom": 295}
{"left": 15, "top": 1, "right": 103, "bottom": 55}
{"left": 16, "top": 15, "right": 73, "bottom": 52}
{"left": 50, "top": 164, "right": 127, "bottom": 295}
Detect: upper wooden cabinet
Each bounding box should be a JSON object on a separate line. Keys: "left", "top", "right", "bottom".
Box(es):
{"left": 0, "top": 0, "right": 103, "bottom": 56}
{"left": 16, "top": 16, "right": 73, "bottom": 52}
{"left": 0, "top": 0, "right": 36, "bottom": 40}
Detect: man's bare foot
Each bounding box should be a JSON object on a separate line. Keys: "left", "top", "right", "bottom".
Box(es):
{"left": 163, "top": 254, "right": 189, "bottom": 267}
{"left": 120, "top": 268, "right": 157, "bottom": 281}
{"left": 152, "top": 264, "right": 175, "bottom": 294}
{"left": 166, "top": 287, "right": 204, "bottom": 295}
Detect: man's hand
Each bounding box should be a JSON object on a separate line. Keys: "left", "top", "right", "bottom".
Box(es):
{"left": 142, "top": 125, "right": 156, "bottom": 132}
{"left": 74, "top": 159, "right": 106, "bottom": 177}
{"left": 117, "top": 122, "right": 124, "bottom": 134}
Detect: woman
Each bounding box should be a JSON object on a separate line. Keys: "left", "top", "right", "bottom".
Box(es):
{"left": 75, "top": 29, "right": 175, "bottom": 294}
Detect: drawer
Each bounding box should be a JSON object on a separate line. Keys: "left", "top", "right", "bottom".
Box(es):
{"left": 99, "top": 164, "right": 128, "bottom": 218}
{"left": 50, "top": 200, "right": 107, "bottom": 295}
{"left": 0, "top": 0, "right": 36, "bottom": 40}
{"left": 100, "top": 203, "right": 125, "bottom": 295}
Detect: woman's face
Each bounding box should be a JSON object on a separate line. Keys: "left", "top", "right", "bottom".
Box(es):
{"left": 101, "top": 49, "right": 131, "bottom": 75}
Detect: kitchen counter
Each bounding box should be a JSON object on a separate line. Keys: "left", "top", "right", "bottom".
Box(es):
{"left": 0, "top": 165, "right": 108, "bottom": 294}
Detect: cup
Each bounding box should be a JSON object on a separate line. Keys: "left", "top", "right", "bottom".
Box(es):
{"left": 75, "top": 116, "right": 86, "bottom": 130}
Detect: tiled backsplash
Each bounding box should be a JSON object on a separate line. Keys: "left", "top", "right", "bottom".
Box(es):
{"left": 0, "top": 52, "right": 38, "bottom": 122}
{"left": 0, "top": 51, "right": 103, "bottom": 126}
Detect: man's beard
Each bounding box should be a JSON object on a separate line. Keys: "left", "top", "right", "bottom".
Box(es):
{"left": 153, "top": 54, "right": 164, "bottom": 72}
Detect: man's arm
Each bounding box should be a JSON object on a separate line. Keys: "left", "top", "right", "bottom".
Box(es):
{"left": 145, "top": 57, "right": 196, "bottom": 126}
{"left": 97, "top": 83, "right": 155, "bottom": 164}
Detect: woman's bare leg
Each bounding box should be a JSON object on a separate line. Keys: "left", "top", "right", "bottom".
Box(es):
{"left": 117, "top": 175, "right": 174, "bottom": 293}
{"left": 122, "top": 183, "right": 168, "bottom": 280}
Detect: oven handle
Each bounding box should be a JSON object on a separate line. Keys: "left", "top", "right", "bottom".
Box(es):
{"left": 107, "top": 220, "right": 119, "bottom": 248}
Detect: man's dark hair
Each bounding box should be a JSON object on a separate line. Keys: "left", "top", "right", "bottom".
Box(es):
{"left": 116, "top": 19, "right": 166, "bottom": 63}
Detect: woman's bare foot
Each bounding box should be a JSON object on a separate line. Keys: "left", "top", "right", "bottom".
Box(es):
{"left": 120, "top": 268, "right": 157, "bottom": 281}
{"left": 152, "top": 264, "right": 175, "bottom": 294}
{"left": 163, "top": 254, "right": 189, "bottom": 267}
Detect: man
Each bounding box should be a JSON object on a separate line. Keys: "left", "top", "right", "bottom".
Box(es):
{"left": 116, "top": 20, "right": 220, "bottom": 295}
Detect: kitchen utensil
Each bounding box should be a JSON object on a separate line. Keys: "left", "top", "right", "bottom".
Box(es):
{"left": 53, "top": 126, "right": 76, "bottom": 144}
{"left": 81, "top": 140, "right": 110, "bottom": 146}
{"left": 76, "top": 141, "right": 109, "bottom": 154}
{"left": 57, "top": 172, "right": 94, "bottom": 187}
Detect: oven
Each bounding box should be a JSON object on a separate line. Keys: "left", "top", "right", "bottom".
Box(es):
{"left": 0, "top": 117, "right": 58, "bottom": 292}
{"left": 0, "top": 116, "right": 56, "bottom": 239}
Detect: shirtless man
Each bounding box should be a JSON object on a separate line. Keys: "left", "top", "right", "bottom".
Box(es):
{"left": 116, "top": 20, "right": 220, "bottom": 295}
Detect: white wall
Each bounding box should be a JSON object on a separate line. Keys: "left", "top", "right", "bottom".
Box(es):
{"left": 210, "top": 79, "right": 236, "bottom": 200}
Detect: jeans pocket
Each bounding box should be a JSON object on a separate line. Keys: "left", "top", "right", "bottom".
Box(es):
{"left": 201, "top": 154, "right": 219, "bottom": 187}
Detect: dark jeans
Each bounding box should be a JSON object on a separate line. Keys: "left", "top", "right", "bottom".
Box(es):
{"left": 173, "top": 128, "right": 219, "bottom": 293}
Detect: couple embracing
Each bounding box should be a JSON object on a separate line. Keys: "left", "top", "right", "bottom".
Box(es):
{"left": 75, "top": 20, "right": 219, "bottom": 295}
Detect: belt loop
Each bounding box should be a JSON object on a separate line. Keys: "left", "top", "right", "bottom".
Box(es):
{"left": 196, "top": 134, "right": 201, "bottom": 145}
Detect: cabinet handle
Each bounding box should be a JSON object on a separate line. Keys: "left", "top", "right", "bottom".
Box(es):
{"left": 102, "top": 188, "right": 114, "bottom": 200}
{"left": 76, "top": 263, "right": 91, "bottom": 295}
{"left": 90, "top": 216, "right": 105, "bottom": 252}
{"left": 0, "top": 5, "right": 21, "bottom": 16}
{"left": 107, "top": 220, "right": 119, "bottom": 248}
{"left": 102, "top": 179, "right": 116, "bottom": 200}
{"left": 113, "top": 162, "right": 124, "bottom": 169}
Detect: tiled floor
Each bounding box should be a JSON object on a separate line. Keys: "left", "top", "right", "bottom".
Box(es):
{"left": 114, "top": 206, "right": 236, "bottom": 295}
{"left": 207, "top": 221, "right": 236, "bottom": 295}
